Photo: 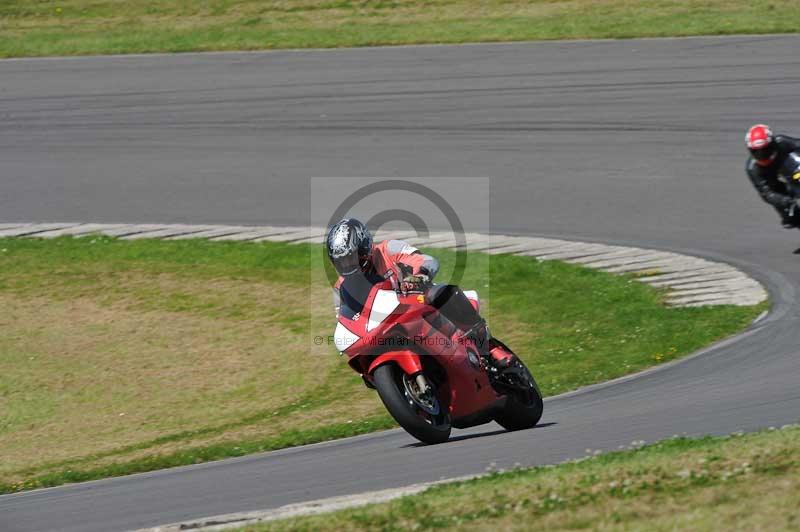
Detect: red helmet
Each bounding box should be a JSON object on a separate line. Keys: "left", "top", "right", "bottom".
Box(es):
{"left": 745, "top": 124, "right": 777, "bottom": 166}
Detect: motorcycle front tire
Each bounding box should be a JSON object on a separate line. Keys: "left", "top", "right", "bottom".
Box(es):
{"left": 373, "top": 363, "right": 451, "bottom": 445}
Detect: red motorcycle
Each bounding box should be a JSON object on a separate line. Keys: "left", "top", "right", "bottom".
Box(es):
{"left": 334, "top": 267, "right": 543, "bottom": 444}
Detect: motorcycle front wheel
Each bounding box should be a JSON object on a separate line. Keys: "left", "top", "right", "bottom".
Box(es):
{"left": 373, "top": 363, "right": 451, "bottom": 445}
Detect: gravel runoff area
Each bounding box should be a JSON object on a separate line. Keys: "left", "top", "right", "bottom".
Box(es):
{"left": 0, "top": 222, "right": 766, "bottom": 308}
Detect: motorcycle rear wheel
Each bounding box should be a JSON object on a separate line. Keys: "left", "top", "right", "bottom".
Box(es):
{"left": 493, "top": 359, "right": 544, "bottom": 431}
{"left": 373, "top": 364, "right": 451, "bottom": 445}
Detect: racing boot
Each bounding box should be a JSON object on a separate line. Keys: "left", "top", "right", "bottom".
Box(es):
{"left": 487, "top": 339, "right": 517, "bottom": 371}
{"left": 461, "top": 320, "right": 517, "bottom": 373}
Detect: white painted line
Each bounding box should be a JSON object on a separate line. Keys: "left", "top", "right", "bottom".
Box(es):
{"left": 0, "top": 223, "right": 81, "bottom": 237}
{"left": 211, "top": 228, "right": 296, "bottom": 241}
{"left": 589, "top": 251, "right": 690, "bottom": 267}
{"left": 677, "top": 299, "right": 762, "bottom": 308}
{"left": 0, "top": 223, "right": 32, "bottom": 231}
{"left": 535, "top": 244, "right": 625, "bottom": 261}
{"left": 33, "top": 223, "right": 127, "bottom": 238}
{"left": 257, "top": 228, "right": 325, "bottom": 242}
{"left": 517, "top": 242, "right": 600, "bottom": 257}
{"left": 121, "top": 225, "right": 219, "bottom": 240}
{"left": 565, "top": 247, "right": 658, "bottom": 265}
{"left": 98, "top": 224, "right": 172, "bottom": 238}
{"left": 600, "top": 257, "right": 714, "bottom": 274}
{"left": 649, "top": 277, "right": 735, "bottom": 289}
{"left": 401, "top": 232, "right": 460, "bottom": 247}
{"left": 420, "top": 237, "right": 462, "bottom": 248}
{"left": 575, "top": 251, "right": 677, "bottom": 270}
{"left": 0, "top": 224, "right": 35, "bottom": 236}
{"left": 472, "top": 236, "right": 576, "bottom": 255}
{"left": 464, "top": 240, "right": 516, "bottom": 252}
{"left": 372, "top": 231, "right": 420, "bottom": 242}
{"left": 640, "top": 269, "right": 743, "bottom": 286}
{"left": 289, "top": 235, "right": 328, "bottom": 244}
{"left": 668, "top": 290, "right": 767, "bottom": 306}
{"left": 674, "top": 278, "right": 761, "bottom": 291}
{"left": 484, "top": 242, "right": 545, "bottom": 255}
{"left": 667, "top": 291, "right": 766, "bottom": 306}
{"left": 165, "top": 226, "right": 255, "bottom": 240}
{"left": 668, "top": 285, "right": 764, "bottom": 299}
{"left": 660, "top": 278, "right": 762, "bottom": 293}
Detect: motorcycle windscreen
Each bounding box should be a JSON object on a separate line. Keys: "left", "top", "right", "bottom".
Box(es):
{"left": 366, "top": 290, "right": 400, "bottom": 332}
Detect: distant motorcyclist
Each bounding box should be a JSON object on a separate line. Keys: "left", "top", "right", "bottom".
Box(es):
{"left": 745, "top": 124, "right": 800, "bottom": 228}
{"left": 325, "top": 218, "right": 513, "bottom": 370}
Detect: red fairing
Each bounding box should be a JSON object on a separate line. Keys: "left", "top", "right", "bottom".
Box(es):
{"left": 367, "top": 351, "right": 423, "bottom": 375}
{"left": 338, "top": 273, "right": 504, "bottom": 422}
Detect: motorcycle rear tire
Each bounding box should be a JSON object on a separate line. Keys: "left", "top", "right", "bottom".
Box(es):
{"left": 373, "top": 364, "right": 451, "bottom": 445}
{"left": 493, "top": 361, "right": 544, "bottom": 431}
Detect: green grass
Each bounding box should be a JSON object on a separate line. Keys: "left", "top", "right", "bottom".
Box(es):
{"left": 0, "top": 236, "right": 762, "bottom": 493}
{"left": 244, "top": 424, "right": 800, "bottom": 531}
{"left": 1, "top": 0, "right": 799, "bottom": 58}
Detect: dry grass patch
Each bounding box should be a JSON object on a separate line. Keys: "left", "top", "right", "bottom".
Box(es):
{"left": 0, "top": 285, "right": 325, "bottom": 476}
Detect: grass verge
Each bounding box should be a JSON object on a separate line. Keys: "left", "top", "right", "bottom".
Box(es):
{"left": 243, "top": 424, "right": 800, "bottom": 531}
{"left": 1, "top": 0, "right": 799, "bottom": 58}
{"left": 0, "top": 236, "right": 762, "bottom": 493}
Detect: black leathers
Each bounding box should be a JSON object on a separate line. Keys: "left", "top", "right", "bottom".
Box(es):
{"left": 746, "top": 135, "right": 800, "bottom": 220}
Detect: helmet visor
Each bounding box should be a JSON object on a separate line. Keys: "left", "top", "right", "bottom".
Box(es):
{"left": 750, "top": 145, "right": 775, "bottom": 162}
{"left": 332, "top": 253, "right": 361, "bottom": 276}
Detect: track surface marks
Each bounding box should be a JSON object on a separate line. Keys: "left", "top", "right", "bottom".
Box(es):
{"left": 2, "top": 36, "right": 800, "bottom": 532}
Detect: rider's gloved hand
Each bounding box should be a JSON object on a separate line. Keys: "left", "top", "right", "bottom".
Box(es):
{"left": 401, "top": 274, "right": 430, "bottom": 293}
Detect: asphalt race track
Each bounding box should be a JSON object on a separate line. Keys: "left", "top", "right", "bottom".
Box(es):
{"left": 2, "top": 36, "right": 800, "bottom": 532}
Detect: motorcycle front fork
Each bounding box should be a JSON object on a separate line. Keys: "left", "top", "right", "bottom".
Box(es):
{"left": 415, "top": 373, "right": 433, "bottom": 398}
